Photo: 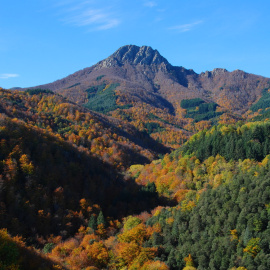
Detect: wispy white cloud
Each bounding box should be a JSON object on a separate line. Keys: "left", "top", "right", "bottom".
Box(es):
{"left": 96, "top": 19, "right": 120, "bottom": 30}
{"left": 57, "top": 1, "right": 121, "bottom": 31}
{"left": 169, "top": 20, "right": 203, "bottom": 32}
{"left": 144, "top": 1, "right": 157, "bottom": 8}
{"left": 0, "top": 74, "right": 19, "bottom": 79}
{"left": 67, "top": 8, "right": 120, "bottom": 29}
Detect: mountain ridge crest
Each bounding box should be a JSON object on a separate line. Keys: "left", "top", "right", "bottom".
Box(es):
{"left": 97, "top": 45, "right": 170, "bottom": 68}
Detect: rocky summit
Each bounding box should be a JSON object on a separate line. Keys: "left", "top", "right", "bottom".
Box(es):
{"left": 100, "top": 45, "right": 169, "bottom": 67}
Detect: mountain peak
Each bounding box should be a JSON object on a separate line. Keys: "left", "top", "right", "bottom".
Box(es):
{"left": 98, "top": 45, "right": 169, "bottom": 68}
{"left": 200, "top": 68, "right": 228, "bottom": 78}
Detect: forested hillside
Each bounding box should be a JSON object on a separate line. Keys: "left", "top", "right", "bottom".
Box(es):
{"left": 0, "top": 88, "right": 169, "bottom": 169}
{"left": 22, "top": 45, "right": 270, "bottom": 149}
{"left": 38, "top": 121, "right": 270, "bottom": 270}
{"left": 2, "top": 45, "right": 270, "bottom": 269}
{"left": 2, "top": 104, "right": 270, "bottom": 269}
{"left": 181, "top": 121, "right": 270, "bottom": 162}
{"left": 0, "top": 114, "right": 171, "bottom": 244}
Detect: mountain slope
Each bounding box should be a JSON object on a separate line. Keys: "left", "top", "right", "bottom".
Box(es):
{"left": 21, "top": 45, "right": 270, "bottom": 149}
{"left": 0, "top": 89, "right": 169, "bottom": 169}
{"left": 0, "top": 112, "right": 171, "bottom": 244}
{"left": 25, "top": 45, "right": 270, "bottom": 115}
{"left": 43, "top": 120, "right": 270, "bottom": 270}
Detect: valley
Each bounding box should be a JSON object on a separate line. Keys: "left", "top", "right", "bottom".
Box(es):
{"left": 1, "top": 45, "right": 270, "bottom": 270}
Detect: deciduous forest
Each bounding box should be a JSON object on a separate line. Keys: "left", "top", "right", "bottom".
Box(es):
{"left": 1, "top": 45, "right": 270, "bottom": 270}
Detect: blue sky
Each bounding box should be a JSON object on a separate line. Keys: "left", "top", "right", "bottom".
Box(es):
{"left": 1, "top": 0, "right": 270, "bottom": 88}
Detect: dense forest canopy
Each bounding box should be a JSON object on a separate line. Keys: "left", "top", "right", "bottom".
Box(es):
{"left": 1, "top": 62, "right": 270, "bottom": 269}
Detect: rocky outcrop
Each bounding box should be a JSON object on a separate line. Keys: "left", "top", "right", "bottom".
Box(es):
{"left": 97, "top": 45, "right": 170, "bottom": 68}
{"left": 200, "top": 68, "right": 228, "bottom": 78}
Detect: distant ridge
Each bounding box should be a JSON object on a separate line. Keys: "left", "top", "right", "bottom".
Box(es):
{"left": 22, "top": 45, "right": 270, "bottom": 114}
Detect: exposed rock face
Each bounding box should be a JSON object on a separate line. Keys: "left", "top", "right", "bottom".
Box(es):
{"left": 97, "top": 45, "right": 170, "bottom": 68}
{"left": 211, "top": 68, "right": 228, "bottom": 76}
{"left": 201, "top": 68, "right": 228, "bottom": 78}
